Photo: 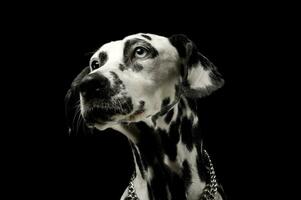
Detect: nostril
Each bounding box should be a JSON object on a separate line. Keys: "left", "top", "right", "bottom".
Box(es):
{"left": 98, "top": 80, "right": 108, "bottom": 88}
{"left": 79, "top": 73, "right": 110, "bottom": 98}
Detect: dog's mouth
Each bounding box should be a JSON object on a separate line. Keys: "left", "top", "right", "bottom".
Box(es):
{"left": 81, "top": 97, "right": 136, "bottom": 126}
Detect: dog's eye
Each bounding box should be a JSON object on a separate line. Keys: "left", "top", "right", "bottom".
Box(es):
{"left": 91, "top": 60, "right": 100, "bottom": 70}
{"left": 134, "top": 47, "right": 148, "bottom": 58}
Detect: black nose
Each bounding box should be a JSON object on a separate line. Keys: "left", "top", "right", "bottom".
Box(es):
{"left": 79, "top": 73, "right": 110, "bottom": 99}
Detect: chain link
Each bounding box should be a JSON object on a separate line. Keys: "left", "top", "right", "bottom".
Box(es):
{"left": 199, "top": 149, "right": 218, "bottom": 200}
{"left": 126, "top": 149, "right": 218, "bottom": 200}
{"left": 126, "top": 171, "right": 140, "bottom": 200}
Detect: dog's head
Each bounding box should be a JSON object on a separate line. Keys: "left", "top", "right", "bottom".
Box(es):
{"left": 65, "top": 33, "right": 224, "bottom": 131}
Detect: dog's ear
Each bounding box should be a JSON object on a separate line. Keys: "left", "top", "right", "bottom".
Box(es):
{"left": 65, "top": 67, "right": 91, "bottom": 135}
{"left": 169, "top": 34, "right": 224, "bottom": 98}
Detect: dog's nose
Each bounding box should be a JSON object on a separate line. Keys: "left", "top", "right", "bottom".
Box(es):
{"left": 79, "top": 73, "right": 110, "bottom": 99}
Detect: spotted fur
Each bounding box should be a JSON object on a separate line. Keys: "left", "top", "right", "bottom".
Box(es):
{"left": 65, "top": 33, "right": 225, "bottom": 200}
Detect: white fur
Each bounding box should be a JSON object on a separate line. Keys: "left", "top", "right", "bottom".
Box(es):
{"left": 188, "top": 63, "right": 212, "bottom": 89}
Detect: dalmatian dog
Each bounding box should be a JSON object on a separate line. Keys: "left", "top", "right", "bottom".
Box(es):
{"left": 65, "top": 33, "right": 225, "bottom": 200}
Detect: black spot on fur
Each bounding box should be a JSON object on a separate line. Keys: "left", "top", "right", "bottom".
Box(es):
{"left": 98, "top": 52, "right": 108, "bottom": 66}
{"left": 158, "top": 97, "right": 172, "bottom": 117}
{"left": 181, "top": 116, "right": 194, "bottom": 151}
{"left": 123, "top": 39, "right": 135, "bottom": 64}
{"left": 151, "top": 115, "right": 158, "bottom": 127}
{"left": 109, "top": 71, "right": 125, "bottom": 96}
{"left": 133, "top": 63, "right": 143, "bottom": 71}
{"left": 164, "top": 108, "right": 174, "bottom": 124}
{"left": 141, "top": 34, "right": 152, "bottom": 40}
{"left": 119, "top": 64, "right": 126, "bottom": 71}
{"left": 110, "top": 72, "right": 123, "bottom": 87}
{"left": 159, "top": 128, "right": 177, "bottom": 161}
{"left": 182, "top": 160, "right": 192, "bottom": 193}
{"left": 169, "top": 172, "right": 186, "bottom": 200}
{"left": 122, "top": 97, "right": 134, "bottom": 114}
{"left": 161, "top": 98, "right": 170, "bottom": 109}
{"left": 150, "top": 165, "right": 169, "bottom": 200}
{"left": 139, "top": 100, "right": 145, "bottom": 109}
{"left": 169, "top": 117, "right": 181, "bottom": 147}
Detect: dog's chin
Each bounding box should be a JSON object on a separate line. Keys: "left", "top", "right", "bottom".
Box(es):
{"left": 81, "top": 97, "right": 148, "bottom": 130}
{"left": 82, "top": 109, "right": 126, "bottom": 128}
{"left": 83, "top": 107, "right": 147, "bottom": 130}
{"left": 93, "top": 121, "right": 117, "bottom": 130}
{"left": 83, "top": 109, "right": 118, "bottom": 126}
{"left": 83, "top": 115, "right": 122, "bottom": 131}
{"left": 81, "top": 96, "right": 134, "bottom": 125}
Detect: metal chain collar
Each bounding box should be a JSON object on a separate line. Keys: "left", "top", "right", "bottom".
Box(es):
{"left": 126, "top": 149, "right": 218, "bottom": 200}
{"left": 199, "top": 149, "right": 218, "bottom": 200}
{"left": 126, "top": 171, "right": 140, "bottom": 200}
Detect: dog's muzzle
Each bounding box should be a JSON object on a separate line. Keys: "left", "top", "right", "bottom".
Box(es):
{"left": 78, "top": 72, "right": 134, "bottom": 125}
{"left": 79, "top": 73, "right": 112, "bottom": 125}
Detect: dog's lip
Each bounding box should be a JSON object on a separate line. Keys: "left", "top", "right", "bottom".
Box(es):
{"left": 83, "top": 104, "right": 144, "bottom": 126}
{"left": 85, "top": 120, "right": 107, "bottom": 128}
{"left": 117, "top": 109, "right": 145, "bottom": 123}
{"left": 83, "top": 106, "right": 115, "bottom": 123}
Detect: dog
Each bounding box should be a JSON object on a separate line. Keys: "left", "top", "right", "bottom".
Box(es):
{"left": 65, "top": 33, "right": 225, "bottom": 200}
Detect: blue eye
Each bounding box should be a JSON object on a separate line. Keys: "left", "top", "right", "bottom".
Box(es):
{"left": 134, "top": 47, "right": 148, "bottom": 58}
{"left": 91, "top": 60, "right": 100, "bottom": 70}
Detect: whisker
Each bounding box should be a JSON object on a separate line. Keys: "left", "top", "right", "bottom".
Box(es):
{"left": 72, "top": 105, "right": 80, "bottom": 133}
{"left": 72, "top": 99, "right": 81, "bottom": 109}
{"left": 76, "top": 106, "right": 83, "bottom": 133}
{"left": 75, "top": 106, "right": 81, "bottom": 135}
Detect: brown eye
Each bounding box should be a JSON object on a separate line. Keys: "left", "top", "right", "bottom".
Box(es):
{"left": 134, "top": 47, "right": 148, "bottom": 58}
{"left": 91, "top": 60, "right": 100, "bottom": 70}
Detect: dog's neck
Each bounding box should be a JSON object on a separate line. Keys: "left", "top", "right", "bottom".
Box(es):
{"left": 120, "top": 97, "right": 209, "bottom": 200}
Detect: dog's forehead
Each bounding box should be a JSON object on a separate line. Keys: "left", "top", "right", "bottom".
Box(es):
{"left": 93, "top": 33, "right": 178, "bottom": 61}
{"left": 99, "top": 41, "right": 122, "bottom": 52}
{"left": 123, "top": 33, "right": 173, "bottom": 50}
{"left": 92, "top": 41, "right": 123, "bottom": 61}
{"left": 99, "top": 33, "right": 173, "bottom": 51}
{"left": 123, "top": 33, "right": 166, "bottom": 42}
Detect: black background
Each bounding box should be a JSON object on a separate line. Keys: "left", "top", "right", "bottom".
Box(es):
{"left": 3, "top": 2, "right": 291, "bottom": 200}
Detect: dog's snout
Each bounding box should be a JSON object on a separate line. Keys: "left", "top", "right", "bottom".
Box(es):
{"left": 79, "top": 73, "right": 110, "bottom": 99}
